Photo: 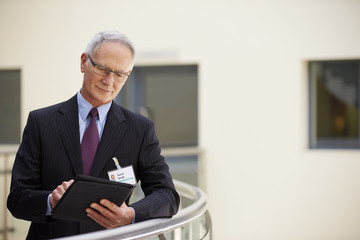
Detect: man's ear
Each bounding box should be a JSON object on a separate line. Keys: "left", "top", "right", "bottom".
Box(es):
{"left": 80, "top": 53, "right": 87, "bottom": 73}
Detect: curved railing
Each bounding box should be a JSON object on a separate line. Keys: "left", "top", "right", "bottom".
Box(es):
{"left": 55, "top": 180, "right": 212, "bottom": 240}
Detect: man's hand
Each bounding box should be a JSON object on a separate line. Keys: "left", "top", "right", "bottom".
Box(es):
{"left": 49, "top": 180, "right": 74, "bottom": 209}
{"left": 86, "top": 199, "right": 135, "bottom": 229}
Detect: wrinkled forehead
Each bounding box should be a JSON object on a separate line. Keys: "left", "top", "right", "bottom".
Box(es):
{"left": 92, "top": 42, "right": 134, "bottom": 72}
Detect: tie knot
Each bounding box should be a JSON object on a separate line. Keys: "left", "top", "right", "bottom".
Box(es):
{"left": 89, "top": 108, "right": 98, "bottom": 118}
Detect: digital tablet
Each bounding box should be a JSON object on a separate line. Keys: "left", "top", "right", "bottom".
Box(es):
{"left": 51, "top": 175, "right": 135, "bottom": 223}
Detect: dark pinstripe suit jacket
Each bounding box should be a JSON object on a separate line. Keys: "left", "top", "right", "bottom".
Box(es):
{"left": 7, "top": 95, "right": 180, "bottom": 240}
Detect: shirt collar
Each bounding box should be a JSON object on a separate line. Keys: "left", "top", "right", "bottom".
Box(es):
{"left": 77, "top": 91, "right": 112, "bottom": 123}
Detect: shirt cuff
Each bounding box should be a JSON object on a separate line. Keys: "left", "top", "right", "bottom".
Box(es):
{"left": 46, "top": 193, "right": 52, "bottom": 216}
{"left": 130, "top": 207, "right": 136, "bottom": 224}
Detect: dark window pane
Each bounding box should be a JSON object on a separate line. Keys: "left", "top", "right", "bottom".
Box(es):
{"left": 309, "top": 60, "right": 359, "bottom": 148}
{"left": 0, "top": 70, "right": 21, "bottom": 144}
{"left": 116, "top": 65, "right": 198, "bottom": 148}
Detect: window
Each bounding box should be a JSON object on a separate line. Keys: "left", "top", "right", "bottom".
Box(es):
{"left": 116, "top": 65, "right": 199, "bottom": 185}
{"left": 0, "top": 70, "right": 21, "bottom": 144}
{"left": 309, "top": 60, "right": 360, "bottom": 149}
{"left": 116, "top": 65, "right": 198, "bottom": 148}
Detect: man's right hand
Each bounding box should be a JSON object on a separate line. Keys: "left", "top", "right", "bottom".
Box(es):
{"left": 49, "top": 179, "right": 74, "bottom": 209}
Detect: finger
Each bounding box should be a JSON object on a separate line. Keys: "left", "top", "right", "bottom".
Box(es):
{"left": 61, "top": 179, "right": 74, "bottom": 191}
{"left": 50, "top": 190, "right": 63, "bottom": 208}
{"left": 86, "top": 208, "right": 110, "bottom": 229}
{"left": 87, "top": 207, "right": 117, "bottom": 229}
{"left": 57, "top": 179, "right": 74, "bottom": 194}
{"left": 65, "top": 179, "right": 74, "bottom": 189}
{"left": 52, "top": 190, "right": 62, "bottom": 201}
{"left": 90, "top": 202, "right": 115, "bottom": 219}
{"left": 56, "top": 183, "right": 68, "bottom": 195}
{"left": 51, "top": 180, "right": 74, "bottom": 207}
{"left": 99, "top": 199, "right": 119, "bottom": 212}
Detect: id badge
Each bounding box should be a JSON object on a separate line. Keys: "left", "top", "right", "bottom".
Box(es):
{"left": 107, "top": 157, "right": 137, "bottom": 185}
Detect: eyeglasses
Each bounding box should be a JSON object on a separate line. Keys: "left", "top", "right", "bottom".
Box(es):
{"left": 87, "top": 55, "right": 130, "bottom": 82}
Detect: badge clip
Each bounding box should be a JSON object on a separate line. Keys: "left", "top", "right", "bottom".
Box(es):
{"left": 112, "top": 157, "right": 122, "bottom": 170}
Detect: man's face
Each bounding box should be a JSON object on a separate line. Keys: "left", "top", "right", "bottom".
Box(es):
{"left": 80, "top": 41, "right": 133, "bottom": 107}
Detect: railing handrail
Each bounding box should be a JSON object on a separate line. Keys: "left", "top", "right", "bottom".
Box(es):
{"left": 54, "top": 180, "right": 208, "bottom": 240}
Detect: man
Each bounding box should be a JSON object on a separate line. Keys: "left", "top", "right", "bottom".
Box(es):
{"left": 7, "top": 31, "right": 180, "bottom": 240}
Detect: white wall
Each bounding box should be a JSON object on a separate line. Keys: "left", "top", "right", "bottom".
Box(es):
{"left": 1, "top": 0, "right": 360, "bottom": 239}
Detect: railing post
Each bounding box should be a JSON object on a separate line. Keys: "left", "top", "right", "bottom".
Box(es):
{"left": 2, "top": 153, "right": 10, "bottom": 240}
{"left": 204, "top": 211, "right": 212, "bottom": 240}
{"left": 158, "top": 233, "right": 168, "bottom": 240}
{"left": 0, "top": 146, "right": 17, "bottom": 240}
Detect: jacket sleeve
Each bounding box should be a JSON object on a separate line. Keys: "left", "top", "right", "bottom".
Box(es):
{"left": 129, "top": 119, "right": 180, "bottom": 222}
{"left": 7, "top": 112, "right": 52, "bottom": 223}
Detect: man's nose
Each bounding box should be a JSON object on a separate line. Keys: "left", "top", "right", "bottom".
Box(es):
{"left": 102, "top": 72, "right": 115, "bottom": 85}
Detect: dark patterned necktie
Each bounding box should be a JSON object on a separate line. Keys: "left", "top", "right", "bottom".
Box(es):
{"left": 81, "top": 108, "right": 99, "bottom": 175}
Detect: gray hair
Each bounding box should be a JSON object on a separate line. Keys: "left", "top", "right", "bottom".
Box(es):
{"left": 85, "top": 31, "right": 135, "bottom": 65}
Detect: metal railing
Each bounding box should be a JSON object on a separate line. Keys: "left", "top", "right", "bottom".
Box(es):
{"left": 55, "top": 179, "right": 211, "bottom": 240}
{"left": 1, "top": 146, "right": 211, "bottom": 240}
{"left": 0, "top": 145, "right": 18, "bottom": 240}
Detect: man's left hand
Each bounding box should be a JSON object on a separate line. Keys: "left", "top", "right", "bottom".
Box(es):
{"left": 86, "top": 199, "right": 135, "bottom": 228}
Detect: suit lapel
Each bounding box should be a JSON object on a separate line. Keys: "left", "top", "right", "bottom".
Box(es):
{"left": 91, "top": 102, "right": 128, "bottom": 177}
{"left": 56, "top": 95, "right": 83, "bottom": 175}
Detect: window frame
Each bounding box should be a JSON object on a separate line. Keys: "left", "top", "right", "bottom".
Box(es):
{"left": 308, "top": 59, "right": 360, "bottom": 149}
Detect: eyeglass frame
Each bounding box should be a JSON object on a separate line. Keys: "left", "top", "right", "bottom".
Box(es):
{"left": 87, "top": 55, "right": 131, "bottom": 82}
